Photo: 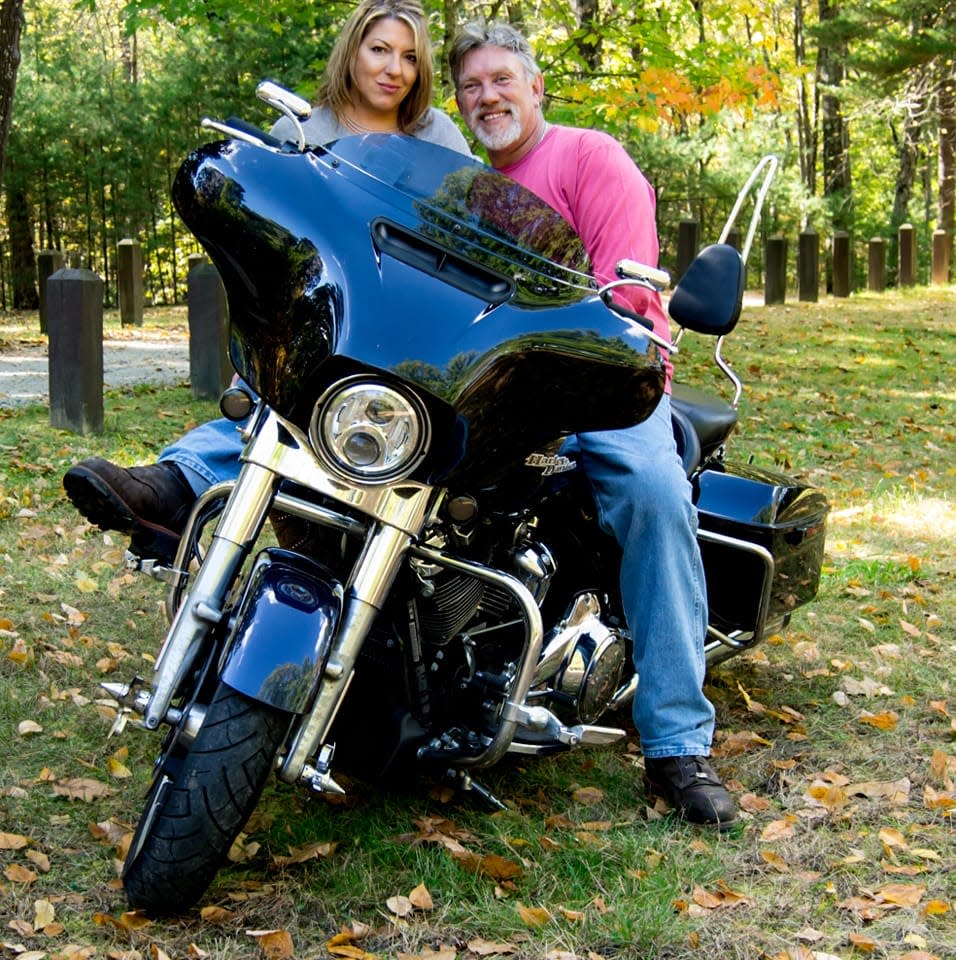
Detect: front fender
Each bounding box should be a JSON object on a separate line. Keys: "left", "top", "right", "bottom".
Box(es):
{"left": 221, "top": 548, "right": 343, "bottom": 713}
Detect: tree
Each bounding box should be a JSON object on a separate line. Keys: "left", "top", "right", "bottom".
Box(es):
{"left": 0, "top": 0, "right": 25, "bottom": 187}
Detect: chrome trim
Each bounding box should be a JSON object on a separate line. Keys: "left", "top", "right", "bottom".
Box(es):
{"left": 145, "top": 460, "right": 278, "bottom": 729}
{"left": 411, "top": 543, "right": 543, "bottom": 769}
{"left": 698, "top": 528, "right": 775, "bottom": 667}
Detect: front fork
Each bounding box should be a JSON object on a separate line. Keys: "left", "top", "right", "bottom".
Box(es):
{"left": 142, "top": 406, "right": 439, "bottom": 784}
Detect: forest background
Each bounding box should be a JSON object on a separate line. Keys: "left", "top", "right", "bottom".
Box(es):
{"left": 0, "top": 0, "right": 952, "bottom": 312}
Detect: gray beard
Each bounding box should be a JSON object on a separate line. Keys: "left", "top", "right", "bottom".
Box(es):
{"left": 471, "top": 111, "right": 522, "bottom": 152}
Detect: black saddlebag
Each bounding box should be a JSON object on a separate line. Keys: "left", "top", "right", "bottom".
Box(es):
{"left": 694, "top": 462, "right": 828, "bottom": 639}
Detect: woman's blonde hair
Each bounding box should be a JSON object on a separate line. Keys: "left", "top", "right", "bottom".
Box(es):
{"left": 319, "top": 0, "right": 435, "bottom": 133}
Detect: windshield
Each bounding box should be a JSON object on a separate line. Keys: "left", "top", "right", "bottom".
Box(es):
{"left": 322, "top": 133, "right": 593, "bottom": 279}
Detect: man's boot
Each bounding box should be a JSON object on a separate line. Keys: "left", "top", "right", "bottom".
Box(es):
{"left": 63, "top": 457, "right": 196, "bottom": 564}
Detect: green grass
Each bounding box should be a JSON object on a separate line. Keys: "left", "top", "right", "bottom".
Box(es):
{"left": 1, "top": 288, "right": 955, "bottom": 959}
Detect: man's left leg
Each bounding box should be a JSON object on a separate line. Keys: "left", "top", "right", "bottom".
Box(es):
{"left": 574, "top": 395, "right": 736, "bottom": 829}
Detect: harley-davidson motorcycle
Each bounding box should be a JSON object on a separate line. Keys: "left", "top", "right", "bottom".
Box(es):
{"left": 100, "top": 83, "right": 828, "bottom": 915}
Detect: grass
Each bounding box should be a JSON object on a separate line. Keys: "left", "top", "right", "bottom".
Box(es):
{"left": 0, "top": 287, "right": 954, "bottom": 960}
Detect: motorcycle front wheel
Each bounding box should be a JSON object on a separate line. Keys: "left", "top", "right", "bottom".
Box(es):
{"left": 122, "top": 681, "right": 290, "bottom": 916}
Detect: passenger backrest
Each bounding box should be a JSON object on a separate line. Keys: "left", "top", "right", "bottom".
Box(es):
{"left": 667, "top": 243, "right": 745, "bottom": 338}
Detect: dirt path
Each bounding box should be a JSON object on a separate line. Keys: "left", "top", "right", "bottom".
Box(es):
{"left": 0, "top": 337, "right": 189, "bottom": 407}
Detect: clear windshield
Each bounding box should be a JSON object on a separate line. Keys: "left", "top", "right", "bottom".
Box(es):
{"left": 322, "top": 133, "right": 593, "bottom": 278}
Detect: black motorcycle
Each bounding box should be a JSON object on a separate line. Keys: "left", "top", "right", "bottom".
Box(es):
{"left": 100, "top": 83, "right": 828, "bottom": 915}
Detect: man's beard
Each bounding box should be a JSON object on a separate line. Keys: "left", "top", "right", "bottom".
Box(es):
{"left": 469, "top": 106, "right": 522, "bottom": 151}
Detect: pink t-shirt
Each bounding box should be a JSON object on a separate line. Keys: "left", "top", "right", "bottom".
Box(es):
{"left": 498, "top": 124, "right": 673, "bottom": 387}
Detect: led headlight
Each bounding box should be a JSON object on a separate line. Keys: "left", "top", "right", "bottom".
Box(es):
{"left": 311, "top": 380, "right": 427, "bottom": 482}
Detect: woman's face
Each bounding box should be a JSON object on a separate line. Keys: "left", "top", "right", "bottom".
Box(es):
{"left": 350, "top": 16, "right": 419, "bottom": 119}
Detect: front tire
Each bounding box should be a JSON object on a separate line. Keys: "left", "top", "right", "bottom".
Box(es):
{"left": 122, "top": 682, "right": 289, "bottom": 916}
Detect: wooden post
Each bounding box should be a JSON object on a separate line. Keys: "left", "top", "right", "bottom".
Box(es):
{"left": 47, "top": 268, "right": 104, "bottom": 435}
{"left": 797, "top": 229, "right": 819, "bottom": 302}
{"left": 117, "top": 239, "right": 144, "bottom": 327}
{"left": 898, "top": 223, "right": 917, "bottom": 286}
{"left": 764, "top": 235, "right": 788, "bottom": 304}
{"left": 36, "top": 250, "right": 65, "bottom": 335}
{"left": 188, "top": 263, "right": 231, "bottom": 399}
{"left": 931, "top": 229, "right": 950, "bottom": 285}
{"left": 867, "top": 238, "right": 886, "bottom": 292}
{"left": 675, "top": 219, "right": 700, "bottom": 283}
{"left": 832, "top": 231, "right": 851, "bottom": 297}
{"left": 723, "top": 229, "right": 746, "bottom": 288}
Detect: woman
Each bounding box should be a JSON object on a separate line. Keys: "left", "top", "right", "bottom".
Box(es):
{"left": 271, "top": 0, "right": 470, "bottom": 153}
{"left": 62, "top": 0, "right": 471, "bottom": 561}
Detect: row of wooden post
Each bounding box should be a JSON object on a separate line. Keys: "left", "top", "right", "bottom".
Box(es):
{"left": 675, "top": 222, "right": 952, "bottom": 303}
{"left": 46, "top": 241, "right": 229, "bottom": 435}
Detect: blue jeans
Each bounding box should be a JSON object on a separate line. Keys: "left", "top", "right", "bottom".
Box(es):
{"left": 562, "top": 394, "right": 714, "bottom": 757}
{"left": 159, "top": 416, "right": 246, "bottom": 492}
{"left": 161, "top": 396, "right": 714, "bottom": 757}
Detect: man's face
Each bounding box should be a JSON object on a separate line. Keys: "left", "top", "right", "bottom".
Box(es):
{"left": 455, "top": 45, "right": 544, "bottom": 160}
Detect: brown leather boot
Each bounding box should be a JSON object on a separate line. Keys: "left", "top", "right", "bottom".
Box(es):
{"left": 63, "top": 457, "right": 196, "bottom": 562}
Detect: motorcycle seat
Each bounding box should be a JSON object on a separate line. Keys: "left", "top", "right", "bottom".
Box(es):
{"left": 671, "top": 384, "right": 737, "bottom": 457}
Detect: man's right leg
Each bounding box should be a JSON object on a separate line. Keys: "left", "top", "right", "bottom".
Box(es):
{"left": 63, "top": 418, "right": 245, "bottom": 561}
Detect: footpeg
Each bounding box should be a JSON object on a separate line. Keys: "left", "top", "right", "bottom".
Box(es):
{"left": 507, "top": 702, "right": 625, "bottom": 755}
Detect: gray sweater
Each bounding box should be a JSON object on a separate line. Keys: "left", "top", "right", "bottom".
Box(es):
{"left": 271, "top": 103, "right": 472, "bottom": 156}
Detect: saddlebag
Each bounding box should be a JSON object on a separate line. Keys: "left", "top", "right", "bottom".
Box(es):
{"left": 694, "top": 462, "right": 828, "bottom": 641}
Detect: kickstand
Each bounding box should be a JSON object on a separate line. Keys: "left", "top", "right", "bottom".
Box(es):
{"left": 446, "top": 770, "right": 507, "bottom": 812}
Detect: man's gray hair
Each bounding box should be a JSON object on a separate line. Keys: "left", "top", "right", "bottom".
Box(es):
{"left": 449, "top": 20, "right": 542, "bottom": 87}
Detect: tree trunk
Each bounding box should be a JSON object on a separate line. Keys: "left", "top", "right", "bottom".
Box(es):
{"left": 939, "top": 63, "right": 955, "bottom": 280}
{"left": 817, "top": 0, "right": 852, "bottom": 231}
{"left": 5, "top": 153, "right": 37, "bottom": 310}
{"left": 793, "top": 0, "right": 816, "bottom": 197}
{"left": 0, "top": 0, "right": 24, "bottom": 188}
{"left": 574, "top": 0, "right": 603, "bottom": 70}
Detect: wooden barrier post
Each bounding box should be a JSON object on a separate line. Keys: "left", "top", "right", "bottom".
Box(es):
{"left": 188, "top": 262, "right": 231, "bottom": 399}
{"left": 798, "top": 229, "right": 819, "bottom": 302}
{"left": 764, "top": 235, "right": 788, "bottom": 304}
{"left": 832, "top": 231, "right": 851, "bottom": 297}
{"left": 898, "top": 223, "right": 917, "bottom": 286}
{"left": 675, "top": 219, "right": 700, "bottom": 283}
{"left": 931, "top": 229, "right": 950, "bottom": 285}
{"left": 36, "top": 250, "right": 65, "bottom": 335}
{"left": 47, "top": 268, "right": 104, "bottom": 434}
{"left": 868, "top": 238, "right": 886, "bottom": 292}
{"left": 117, "top": 239, "right": 144, "bottom": 327}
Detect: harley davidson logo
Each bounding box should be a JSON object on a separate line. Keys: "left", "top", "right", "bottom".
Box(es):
{"left": 525, "top": 453, "right": 576, "bottom": 475}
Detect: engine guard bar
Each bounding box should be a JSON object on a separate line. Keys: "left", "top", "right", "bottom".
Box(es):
{"left": 697, "top": 528, "right": 775, "bottom": 666}
{"left": 410, "top": 542, "right": 544, "bottom": 769}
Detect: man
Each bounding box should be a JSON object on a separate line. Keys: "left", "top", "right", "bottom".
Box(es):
{"left": 63, "top": 21, "right": 735, "bottom": 828}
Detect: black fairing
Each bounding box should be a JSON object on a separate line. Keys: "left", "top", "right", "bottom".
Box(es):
{"left": 172, "top": 134, "right": 664, "bottom": 488}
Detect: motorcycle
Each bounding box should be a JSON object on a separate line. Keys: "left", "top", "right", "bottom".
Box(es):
{"left": 100, "top": 83, "right": 828, "bottom": 916}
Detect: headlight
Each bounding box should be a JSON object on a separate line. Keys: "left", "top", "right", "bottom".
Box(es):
{"left": 310, "top": 379, "right": 428, "bottom": 482}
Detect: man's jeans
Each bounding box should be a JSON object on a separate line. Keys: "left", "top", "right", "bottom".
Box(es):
{"left": 562, "top": 394, "right": 714, "bottom": 758}
{"left": 161, "top": 394, "right": 714, "bottom": 758}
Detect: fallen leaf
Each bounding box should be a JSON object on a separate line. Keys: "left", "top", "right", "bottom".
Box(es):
{"left": 517, "top": 903, "right": 552, "bottom": 927}
{"left": 245, "top": 929, "right": 294, "bottom": 959}
{"left": 572, "top": 786, "right": 604, "bottom": 805}
{"left": 760, "top": 816, "right": 797, "bottom": 841}
{"left": 4, "top": 863, "right": 37, "bottom": 884}
{"left": 858, "top": 710, "right": 899, "bottom": 731}
{"left": 200, "top": 906, "right": 238, "bottom": 924}
{"left": 0, "top": 831, "right": 32, "bottom": 850}
{"left": 386, "top": 895, "right": 414, "bottom": 917}
{"left": 467, "top": 940, "right": 519, "bottom": 956}
{"left": 877, "top": 883, "right": 925, "bottom": 907}
{"left": 408, "top": 883, "right": 434, "bottom": 910}
{"left": 51, "top": 777, "right": 113, "bottom": 802}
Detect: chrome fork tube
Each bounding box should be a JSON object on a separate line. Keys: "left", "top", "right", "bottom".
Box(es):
{"left": 278, "top": 493, "right": 434, "bottom": 785}
{"left": 144, "top": 460, "right": 277, "bottom": 729}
